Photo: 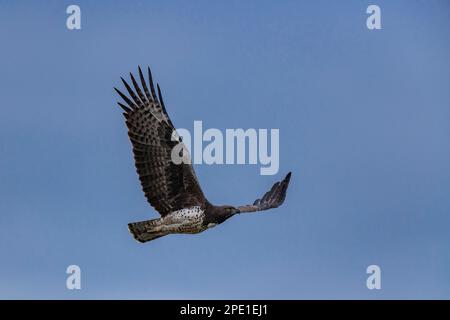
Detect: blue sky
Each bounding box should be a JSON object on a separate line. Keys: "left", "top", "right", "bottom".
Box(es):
{"left": 0, "top": 0, "right": 449, "bottom": 299}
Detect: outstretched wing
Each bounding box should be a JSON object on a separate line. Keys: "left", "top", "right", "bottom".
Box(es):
{"left": 115, "top": 66, "right": 208, "bottom": 217}
{"left": 238, "top": 172, "right": 291, "bottom": 213}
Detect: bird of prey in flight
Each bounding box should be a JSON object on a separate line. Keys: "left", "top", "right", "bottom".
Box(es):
{"left": 114, "top": 67, "right": 292, "bottom": 243}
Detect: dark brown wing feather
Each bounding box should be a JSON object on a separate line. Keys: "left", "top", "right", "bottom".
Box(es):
{"left": 115, "top": 66, "right": 207, "bottom": 216}
{"left": 238, "top": 172, "right": 291, "bottom": 213}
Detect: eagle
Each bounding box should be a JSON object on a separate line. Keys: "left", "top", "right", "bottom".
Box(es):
{"left": 114, "top": 67, "right": 292, "bottom": 243}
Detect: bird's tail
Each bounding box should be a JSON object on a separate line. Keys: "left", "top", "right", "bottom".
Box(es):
{"left": 128, "top": 218, "right": 168, "bottom": 243}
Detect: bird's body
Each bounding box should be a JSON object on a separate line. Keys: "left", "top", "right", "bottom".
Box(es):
{"left": 115, "top": 66, "right": 292, "bottom": 243}
{"left": 127, "top": 204, "right": 237, "bottom": 242}
{"left": 128, "top": 206, "right": 208, "bottom": 242}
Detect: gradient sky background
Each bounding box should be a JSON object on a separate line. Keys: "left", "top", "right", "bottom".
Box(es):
{"left": 0, "top": 0, "right": 449, "bottom": 299}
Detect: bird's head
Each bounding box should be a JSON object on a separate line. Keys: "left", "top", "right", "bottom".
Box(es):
{"left": 222, "top": 205, "right": 240, "bottom": 216}
{"left": 210, "top": 205, "right": 240, "bottom": 224}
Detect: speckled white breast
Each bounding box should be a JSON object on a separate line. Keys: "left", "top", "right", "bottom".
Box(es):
{"left": 170, "top": 206, "right": 204, "bottom": 221}
{"left": 163, "top": 206, "right": 207, "bottom": 234}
